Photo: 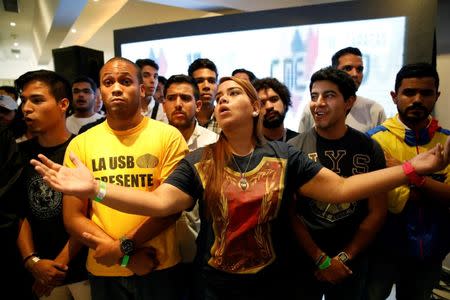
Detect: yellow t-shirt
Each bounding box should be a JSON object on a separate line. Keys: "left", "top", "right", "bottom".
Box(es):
{"left": 64, "top": 117, "right": 188, "bottom": 276}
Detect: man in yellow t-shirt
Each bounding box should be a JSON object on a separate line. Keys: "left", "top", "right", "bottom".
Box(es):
{"left": 63, "top": 57, "right": 188, "bottom": 299}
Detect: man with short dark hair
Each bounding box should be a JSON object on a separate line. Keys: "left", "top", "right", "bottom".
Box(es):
{"left": 188, "top": 58, "right": 221, "bottom": 134}
{"left": 66, "top": 76, "right": 103, "bottom": 134}
{"left": 366, "top": 62, "right": 450, "bottom": 300}
{"left": 135, "top": 58, "right": 167, "bottom": 122}
{"left": 162, "top": 74, "right": 218, "bottom": 299}
{"left": 0, "top": 85, "right": 19, "bottom": 100}
{"left": 63, "top": 57, "right": 188, "bottom": 300}
{"left": 154, "top": 75, "right": 167, "bottom": 104}
{"left": 0, "top": 94, "right": 18, "bottom": 127}
{"left": 289, "top": 66, "right": 387, "bottom": 300}
{"left": 232, "top": 68, "right": 257, "bottom": 83}
{"left": 15, "top": 70, "right": 90, "bottom": 299}
{"left": 253, "top": 77, "right": 298, "bottom": 141}
{"left": 298, "top": 47, "right": 386, "bottom": 133}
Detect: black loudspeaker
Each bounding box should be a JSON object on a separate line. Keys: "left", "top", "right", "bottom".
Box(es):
{"left": 52, "top": 46, "right": 104, "bottom": 86}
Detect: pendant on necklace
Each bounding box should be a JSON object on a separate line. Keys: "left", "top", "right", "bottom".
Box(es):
{"left": 239, "top": 176, "right": 248, "bottom": 191}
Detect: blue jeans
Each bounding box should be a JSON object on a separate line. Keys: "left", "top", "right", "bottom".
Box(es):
{"left": 364, "top": 252, "right": 442, "bottom": 300}
{"left": 89, "top": 264, "right": 182, "bottom": 300}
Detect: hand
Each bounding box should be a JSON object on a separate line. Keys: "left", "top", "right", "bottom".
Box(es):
{"left": 409, "top": 136, "right": 450, "bottom": 175}
{"left": 32, "top": 281, "right": 53, "bottom": 297}
{"left": 30, "top": 152, "right": 97, "bottom": 199}
{"left": 82, "top": 232, "right": 122, "bottom": 267}
{"left": 314, "top": 257, "right": 352, "bottom": 284}
{"left": 127, "top": 247, "right": 159, "bottom": 276}
{"left": 27, "top": 258, "right": 68, "bottom": 286}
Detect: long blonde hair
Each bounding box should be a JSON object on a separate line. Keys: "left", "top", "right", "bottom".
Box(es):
{"left": 200, "top": 76, "right": 264, "bottom": 218}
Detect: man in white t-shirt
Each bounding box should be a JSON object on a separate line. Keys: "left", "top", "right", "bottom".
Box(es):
{"left": 66, "top": 76, "right": 103, "bottom": 134}
{"left": 298, "top": 47, "right": 386, "bottom": 133}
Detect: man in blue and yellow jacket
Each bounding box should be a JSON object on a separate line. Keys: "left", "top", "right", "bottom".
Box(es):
{"left": 366, "top": 63, "right": 450, "bottom": 300}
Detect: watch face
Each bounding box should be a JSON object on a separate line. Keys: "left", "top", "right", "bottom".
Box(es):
{"left": 337, "top": 252, "right": 349, "bottom": 263}
{"left": 120, "top": 238, "right": 135, "bottom": 255}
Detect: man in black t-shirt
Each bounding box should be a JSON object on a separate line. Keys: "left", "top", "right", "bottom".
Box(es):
{"left": 288, "top": 67, "right": 387, "bottom": 300}
{"left": 253, "top": 78, "right": 298, "bottom": 142}
{"left": 15, "top": 70, "right": 90, "bottom": 299}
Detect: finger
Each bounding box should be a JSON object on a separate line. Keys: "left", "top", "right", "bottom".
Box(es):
{"left": 343, "top": 264, "right": 353, "bottom": 274}
{"left": 443, "top": 137, "right": 450, "bottom": 162}
{"left": 54, "top": 263, "right": 68, "bottom": 272}
{"left": 70, "top": 151, "right": 84, "bottom": 168}
{"left": 82, "top": 232, "right": 103, "bottom": 248}
{"left": 37, "top": 154, "right": 62, "bottom": 171}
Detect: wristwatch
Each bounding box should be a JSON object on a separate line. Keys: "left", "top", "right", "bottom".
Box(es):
{"left": 337, "top": 251, "right": 349, "bottom": 264}
{"left": 119, "top": 236, "right": 135, "bottom": 256}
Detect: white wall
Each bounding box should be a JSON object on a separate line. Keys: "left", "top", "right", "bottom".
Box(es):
{"left": 435, "top": 54, "right": 450, "bottom": 129}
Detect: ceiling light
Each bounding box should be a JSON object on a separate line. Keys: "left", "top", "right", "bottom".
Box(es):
{"left": 10, "top": 22, "right": 16, "bottom": 27}
{"left": 13, "top": 42, "right": 19, "bottom": 47}
{"left": 71, "top": 28, "right": 77, "bottom": 33}
{"left": 15, "top": 54, "right": 19, "bottom": 58}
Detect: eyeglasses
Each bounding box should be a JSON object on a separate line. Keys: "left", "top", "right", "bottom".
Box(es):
{"left": 73, "top": 88, "right": 93, "bottom": 94}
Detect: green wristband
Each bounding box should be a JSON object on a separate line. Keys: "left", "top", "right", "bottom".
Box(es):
{"left": 318, "top": 256, "right": 331, "bottom": 270}
{"left": 120, "top": 255, "right": 130, "bottom": 267}
{"left": 94, "top": 180, "right": 107, "bottom": 202}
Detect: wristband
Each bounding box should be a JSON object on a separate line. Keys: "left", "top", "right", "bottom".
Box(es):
{"left": 120, "top": 255, "right": 130, "bottom": 267}
{"left": 402, "top": 161, "right": 425, "bottom": 187}
{"left": 94, "top": 180, "right": 107, "bottom": 202}
{"left": 318, "top": 256, "right": 331, "bottom": 270}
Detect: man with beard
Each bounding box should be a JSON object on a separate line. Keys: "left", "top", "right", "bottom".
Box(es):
{"left": 66, "top": 76, "right": 103, "bottom": 134}
{"left": 253, "top": 77, "right": 298, "bottom": 141}
{"left": 366, "top": 63, "right": 450, "bottom": 300}
{"left": 298, "top": 47, "right": 386, "bottom": 133}
{"left": 162, "top": 74, "right": 218, "bottom": 299}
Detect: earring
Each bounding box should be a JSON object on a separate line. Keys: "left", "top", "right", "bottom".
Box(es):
{"left": 252, "top": 111, "right": 259, "bottom": 117}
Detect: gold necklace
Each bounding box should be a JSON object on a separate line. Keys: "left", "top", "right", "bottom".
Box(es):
{"left": 231, "top": 150, "right": 254, "bottom": 191}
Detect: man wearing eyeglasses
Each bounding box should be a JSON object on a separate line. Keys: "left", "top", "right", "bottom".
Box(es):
{"left": 66, "top": 76, "right": 104, "bottom": 134}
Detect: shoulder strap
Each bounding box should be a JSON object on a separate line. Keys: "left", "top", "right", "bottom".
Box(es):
{"left": 151, "top": 101, "right": 159, "bottom": 120}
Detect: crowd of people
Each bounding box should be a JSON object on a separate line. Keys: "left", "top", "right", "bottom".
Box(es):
{"left": 0, "top": 46, "right": 449, "bottom": 300}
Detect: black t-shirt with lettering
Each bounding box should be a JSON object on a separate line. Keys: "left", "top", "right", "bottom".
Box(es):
{"left": 289, "top": 127, "right": 386, "bottom": 255}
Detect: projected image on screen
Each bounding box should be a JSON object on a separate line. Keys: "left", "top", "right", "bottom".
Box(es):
{"left": 121, "top": 17, "right": 405, "bottom": 131}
